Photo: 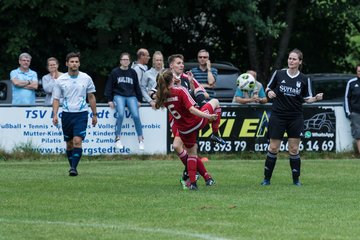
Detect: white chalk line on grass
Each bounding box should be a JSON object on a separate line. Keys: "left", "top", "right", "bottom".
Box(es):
{"left": 0, "top": 218, "right": 231, "bottom": 240}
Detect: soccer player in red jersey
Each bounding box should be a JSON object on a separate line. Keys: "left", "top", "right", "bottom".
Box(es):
{"left": 168, "top": 54, "right": 224, "bottom": 188}
{"left": 155, "top": 69, "right": 222, "bottom": 190}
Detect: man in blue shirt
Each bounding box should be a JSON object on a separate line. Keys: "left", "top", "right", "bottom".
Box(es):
{"left": 10, "top": 52, "right": 38, "bottom": 104}
{"left": 191, "top": 49, "right": 218, "bottom": 98}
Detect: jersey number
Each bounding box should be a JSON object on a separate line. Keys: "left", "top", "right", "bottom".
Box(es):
{"left": 168, "top": 104, "right": 181, "bottom": 120}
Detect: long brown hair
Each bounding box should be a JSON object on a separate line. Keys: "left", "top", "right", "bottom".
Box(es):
{"left": 155, "top": 69, "right": 173, "bottom": 109}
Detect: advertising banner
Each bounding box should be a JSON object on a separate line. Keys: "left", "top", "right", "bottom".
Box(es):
{"left": 0, "top": 105, "right": 342, "bottom": 155}
{"left": 0, "top": 106, "right": 167, "bottom": 155}
{"left": 167, "top": 106, "right": 336, "bottom": 153}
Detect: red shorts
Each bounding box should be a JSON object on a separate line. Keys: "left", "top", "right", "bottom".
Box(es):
{"left": 170, "top": 119, "right": 180, "bottom": 137}
{"left": 179, "top": 103, "right": 214, "bottom": 149}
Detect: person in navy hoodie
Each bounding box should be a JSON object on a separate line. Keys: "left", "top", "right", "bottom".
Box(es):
{"left": 105, "top": 52, "right": 144, "bottom": 150}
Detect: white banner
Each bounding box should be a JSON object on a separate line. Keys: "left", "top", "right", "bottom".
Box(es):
{"left": 0, "top": 106, "right": 168, "bottom": 155}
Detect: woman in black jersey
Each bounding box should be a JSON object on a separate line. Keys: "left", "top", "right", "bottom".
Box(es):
{"left": 261, "top": 49, "right": 323, "bottom": 186}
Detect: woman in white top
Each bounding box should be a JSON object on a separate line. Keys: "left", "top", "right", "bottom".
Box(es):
{"left": 140, "top": 51, "right": 164, "bottom": 109}
{"left": 42, "top": 57, "right": 63, "bottom": 105}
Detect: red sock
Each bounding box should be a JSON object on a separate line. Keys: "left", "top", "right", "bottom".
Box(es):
{"left": 212, "top": 107, "right": 221, "bottom": 134}
{"left": 197, "top": 156, "right": 210, "bottom": 181}
{"left": 187, "top": 156, "right": 197, "bottom": 183}
{"left": 177, "top": 149, "right": 188, "bottom": 166}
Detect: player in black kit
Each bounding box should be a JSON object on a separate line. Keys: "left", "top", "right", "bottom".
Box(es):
{"left": 261, "top": 49, "right": 323, "bottom": 186}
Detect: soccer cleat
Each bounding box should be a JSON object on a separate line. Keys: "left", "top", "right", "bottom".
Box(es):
{"left": 196, "top": 172, "right": 201, "bottom": 181}
{"left": 182, "top": 170, "right": 189, "bottom": 181}
{"left": 210, "top": 133, "right": 226, "bottom": 145}
{"left": 69, "top": 168, "right": 78, "bottom": 177}
{"left": 260, "top": 179, "right": 270, "bottom": 186}
{"left": 293, "top": 180, "right": 302, "bottom": 186}
{"left": 182, "top": 170, "right": 200, "bottom": 181}
{"left": 189, "top": 183, "right": 198, "bottom": 191}
{"left": 180, "top": 178, "right": 190, "bottom": 190}
{"left": 115, "top": 139, "right": 123, "bottom": 149}
{"left": 139, "top": 141, "right": 145, "bottom": 150}
{"left": 205, "top": 178, "right": 216, "bottom": 186}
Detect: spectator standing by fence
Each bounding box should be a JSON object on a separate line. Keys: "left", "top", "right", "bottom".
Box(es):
{"left": 191, "top": 49, "right": 218, "bottom": 98}
{"left": 42, "top": 57, "right": 63, "bottom": 105}
{"left": 344, "top": 64, "right": 360, "bottom": 156}
{"left": 132, "top": 48, "right": 150, "bottom": 84}
{"left": 105, "top": 52, "right": 144, "bottom": 150}
{"left": 140, "top": 51, "right": 164, "bottom": 108}
{"left": 10, "top": 53, "right": 38, "bottom": 104}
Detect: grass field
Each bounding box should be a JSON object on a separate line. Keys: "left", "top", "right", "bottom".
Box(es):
{"left": 0, "top": 156, "right": 359, "bottom": 240}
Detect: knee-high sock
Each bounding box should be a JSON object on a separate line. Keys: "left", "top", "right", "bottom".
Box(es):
{"left": 211, "top": 107, "right": 221, "bottom": 134}
{"left": 178, "top": 149, "right": 188, "bottom": 174}
{"left": 195, "top": 90, "right": 207, "bottom": 107}
{"left": 290, "top": 154, "right": 301, "bottom": 181}
{"left": 187, "top": 156, "right": 197, "bottom": 183}
{"left": 66, "top": 149, "right": 73, "bottom": 167}
{"left": 177, "top": 149, "right": 188, "bottom": 166}
{"left": 71, "top": 147, "right": 83, "bottom": 169}
{"left": 264, "top": 151, "right": 277, "bottom": 180}
{"left": 197, "top": 156, "right": 210, "bottom": 181}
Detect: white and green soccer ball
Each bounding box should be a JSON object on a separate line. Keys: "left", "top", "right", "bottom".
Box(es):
{"left": 237, "top": 73, "right": 256, "bottom": 91}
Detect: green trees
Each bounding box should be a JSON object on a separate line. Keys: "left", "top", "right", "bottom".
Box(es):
{"left": 0, "top": 0, "right": 358, "bottom": 92}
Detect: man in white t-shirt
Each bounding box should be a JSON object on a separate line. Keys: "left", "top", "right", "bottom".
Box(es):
{"left": 52, "top": 52, "right": 97, "bottom": 177}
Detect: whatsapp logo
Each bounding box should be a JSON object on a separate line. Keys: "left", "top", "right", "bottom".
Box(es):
{"left": 304, "top": 131, "right": 312, "bottom": 138}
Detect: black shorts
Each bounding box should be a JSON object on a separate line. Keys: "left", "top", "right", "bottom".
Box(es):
{"left": 268, "top": 114, "right": 304, "bottom": 139}
{"left": 61, "top": 111, "right": 88, "bottom": 142}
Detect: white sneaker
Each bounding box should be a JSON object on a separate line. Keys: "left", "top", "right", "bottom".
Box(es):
{"left": 115, "top": 139, "right": 123, "bottom": 149}
{"left": 139, "top": 141, "right": 145, "bottom": 150}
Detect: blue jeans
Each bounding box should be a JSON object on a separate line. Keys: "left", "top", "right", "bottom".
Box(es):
{"left": 113, "top": 95, "right": 143, "bottom": 138}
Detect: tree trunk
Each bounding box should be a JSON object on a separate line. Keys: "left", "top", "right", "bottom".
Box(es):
{"left": 246, "top": 23, "right": 259, "bottom": 73}
{"left": 273, "top": 0, "right": 298, "bottom": 70}
{"left": 261, "top": 0, "right": 277, "bottom": 83}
